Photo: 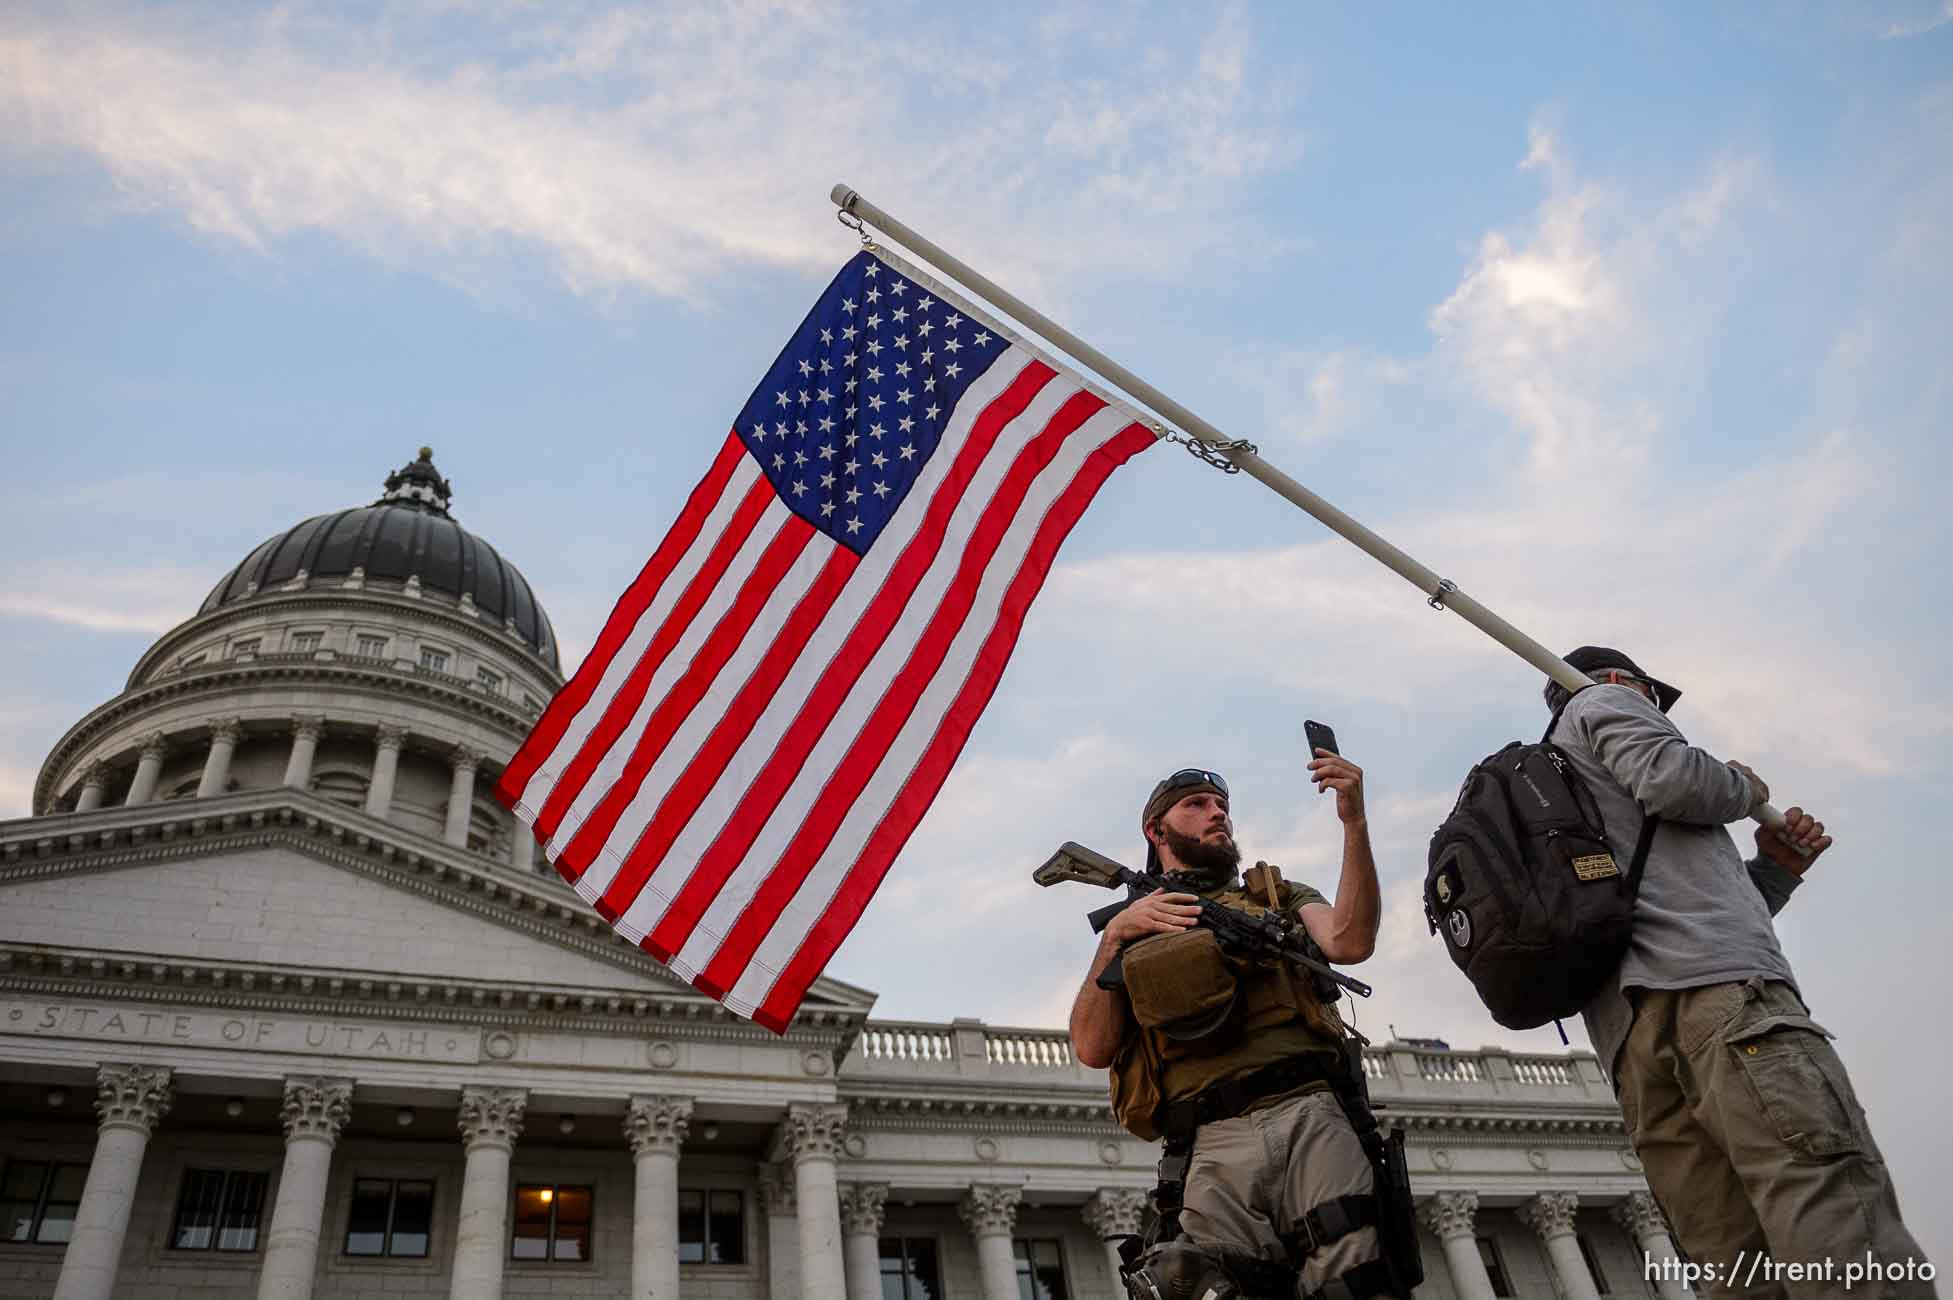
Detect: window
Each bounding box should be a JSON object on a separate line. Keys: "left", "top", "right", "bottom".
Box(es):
{"left": 1577, "top": 1233, "right": 1611, "bottom": 1295}
{"left": 878, "top": 1237, "right": 942, "bottom": 1299}
{"left": 289, "top": 631, "right": 323, "bottom": 653}
{"left": 228, "top": 638, "right": 260, "bottom": 659}
{"left": 356, "top": 634, "right": 389, "bottom": 659}
{"left": 312, "top": 770, "right": 369, "bottom": 809}
{"left": 344, "top": 1178, "right": 434, "bottom": 1258}
{"left": 476, "top": 667, "right": 503, "bottom": 694}
{"left": 523, "top": 693, "right": 543, "bottom": 715}
{"left": 1477, "top": 1237, "right": 1513, "bottom": 1298}
{"left": 512, "top": 1184, "right": 592, "bottom": 1262}
{"left": 2, "top": 1160, "right": 86, "bottom": 1244}
{"left": 170, "top": 1169, "right": 268, "bottom": 1252}
{"left": 180, "top": 652, "right": 208, "bottom": 670}
{"left": 678, "top": 1188, "right": 744, "bottom": 1264}
{"left": 419, "top": 647, "right": 450, "bottom": 674}
{"left": 1013, "top": 1238, "right": 1070, "bottom": 1300}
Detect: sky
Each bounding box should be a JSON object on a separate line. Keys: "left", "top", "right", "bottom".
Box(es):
{"left": 3, "top": 0, "right": 1950, "bottom": 1258}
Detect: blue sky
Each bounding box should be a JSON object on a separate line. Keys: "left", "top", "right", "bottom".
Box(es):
{"left": 3, "top": 0, "right": 1950, "bottom": 1256}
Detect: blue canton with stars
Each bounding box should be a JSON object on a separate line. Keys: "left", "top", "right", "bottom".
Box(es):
{"left": 732, "top": 252, "right": 1012, "bottom": 555}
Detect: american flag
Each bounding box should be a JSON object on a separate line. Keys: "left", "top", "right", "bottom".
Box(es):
{"left": 494, "top": 249, "right": 1155, "bottom": 1030}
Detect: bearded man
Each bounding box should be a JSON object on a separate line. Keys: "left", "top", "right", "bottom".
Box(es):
{"left": 1069, "top": 754, "right": 1396, "bottom": 1299}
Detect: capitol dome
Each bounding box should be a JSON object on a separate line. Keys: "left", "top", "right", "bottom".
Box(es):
{"left": 200, "top": 447, "right": 557, "bottom": 668}
{"left": 32, "top": 449, "right": 567, "bottom": 870}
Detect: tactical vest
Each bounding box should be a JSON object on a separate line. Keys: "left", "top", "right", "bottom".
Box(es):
{"left": 1109, "top": 872, "right": 1343, "bottom": 1140}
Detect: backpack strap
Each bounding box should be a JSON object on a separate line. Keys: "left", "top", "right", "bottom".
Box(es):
{"left": 1625, "top": 807, "right": 1660, "bottom": 899}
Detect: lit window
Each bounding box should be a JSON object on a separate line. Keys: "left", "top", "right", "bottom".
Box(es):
{"left": 477, "top": 667, "right": 503, "bottom": 694}
{"left": 1, "top": 1160, "right": 86, "bottom": 1244}
{"left": 1013, "top": 1238, "right": 1070, "bottom": 1300}
{"left": 419, "top": 648, "right": 449, "bottom": 673}
{"left": 344, "top": 1178, "right": 433, "bottom": 1258}
{"left": 512, "top": 1184, "right": 592, "bottom": 1262}
{"left": 879, "top": 1237, "right": 942, "bottom": 1299}
{"left": 1577, "top": 1233, "right": 1611, "bottom": 1295}
{"left": 1477, "top": 1237, "right": 1513, "bottom": 1298}
{"left": 229, "top": 638, "right": 260, "bottom": 659}
{"left": 170, "top": 1169, "right": 268, "bottom": 1252}
{"left": 679, "top": 1188, "right": 745, "bottom": 1264}
{"left": 290, "top": 631, "right": 323, "bottom": 653}
{"left": 356, "top": 635, "right": 388, "bottom": 659}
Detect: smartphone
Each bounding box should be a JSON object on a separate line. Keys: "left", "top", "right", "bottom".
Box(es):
{"left": 1304, "top": 719, "right": 1340, "bottom": 758}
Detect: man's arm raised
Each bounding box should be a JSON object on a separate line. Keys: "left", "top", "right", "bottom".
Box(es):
{"left": 1298, "top": 750, "right": 1381, "bottom": 964}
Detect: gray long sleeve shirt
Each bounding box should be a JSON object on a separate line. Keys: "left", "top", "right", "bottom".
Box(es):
{"left": 1554, "top": 685, "right": 1804, "bottom": 1079}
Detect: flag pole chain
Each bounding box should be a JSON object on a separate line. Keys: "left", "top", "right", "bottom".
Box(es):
{"left": 823, "top": 181, "right": 1795, "bottom": 837}
{"left": 1151, "top": 422, "right": 1257, "bottom": 475}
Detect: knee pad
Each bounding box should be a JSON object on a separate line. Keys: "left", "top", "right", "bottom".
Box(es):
{"left": 1125, "top": 1241, "right": 1241, "bottom": 1300}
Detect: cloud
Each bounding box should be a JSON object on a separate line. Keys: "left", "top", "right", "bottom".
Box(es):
{"left": 0, "top": 2, "right": 1298, "bottom": 302}
{"left": 1877, "top": 0, "right": 1953, "bottom": 38}
{"left": 0, "top": 567, "right": 211, "bottom": 634}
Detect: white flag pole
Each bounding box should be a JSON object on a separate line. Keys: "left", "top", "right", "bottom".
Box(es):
{"left": 831, "top": 182, "right": 1794, "bottom": 837}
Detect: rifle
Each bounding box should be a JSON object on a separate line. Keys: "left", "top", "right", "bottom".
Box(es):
{"left": 1034, "top": 841, "right": 1373, "bottom": 999}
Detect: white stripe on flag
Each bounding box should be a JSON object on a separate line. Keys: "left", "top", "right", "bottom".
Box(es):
{"left": 546, "top": 492, "right": 793, "bottom": 861}
{"left": 517, "top": 453, "right": 764, "bottom": 830}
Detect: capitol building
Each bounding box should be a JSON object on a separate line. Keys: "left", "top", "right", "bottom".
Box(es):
{"left": 1, "top": 452, "right": 1694, "bottom": 1300}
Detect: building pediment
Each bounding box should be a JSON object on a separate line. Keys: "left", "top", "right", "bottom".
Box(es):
{"left": 0, "top": 788, "right": 876, "bottom": 1030}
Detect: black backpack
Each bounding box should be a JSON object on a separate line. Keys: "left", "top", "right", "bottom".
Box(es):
{"left": 1423, "top": 702, "right": 1659, "bottom": 1031}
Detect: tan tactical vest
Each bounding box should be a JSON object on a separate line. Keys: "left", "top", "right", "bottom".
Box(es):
{"left": 1108, "top": 868, "right": 1344, "bottom": 1140}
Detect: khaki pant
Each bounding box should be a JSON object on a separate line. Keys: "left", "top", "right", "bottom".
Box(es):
{"left": 1177, "top": 1088, "right": 1383, "bottom": 1297}
{"left": 1618, "top": 978, "right": 1934, "bottom": 1299}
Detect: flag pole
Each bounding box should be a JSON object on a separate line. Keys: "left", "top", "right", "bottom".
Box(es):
{"left": 830, "top": 182, "right": 1793, "bottom": 837}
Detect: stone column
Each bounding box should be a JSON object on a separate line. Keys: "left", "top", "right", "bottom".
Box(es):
{"left": 124, "top": 733, "right": 168, "bottom": 805}
{"left": 960, "top": 1183, "right": 1023, "bottom": 1300}
{"left": 197, "top": 717, "right": 244, "bottom": 799}
{"left": 364, "top": 724, "right": 406, "bottom": 819}
{"left": 782, "top": 1102, "right": 851, "bottom": 1300}
{"left": 624, "top": 1095, "right": 692, "bottom": 1300}
{"left": 256, "top": 1077, "right": 353, "bottom": 1300}
{"left": 74, "top": 761, "right": 113, "bottom": 812}
{"left": 1614, "top": 1191, "right": 1693, "bottom": 1300}
{"left": 450, "top": 1087, "right": 526, "bottom": 1300}
{"left": 283, "top": 715, "right": 325, "bottom": 789}
{"left": 1082, "top": 1187, "right": 1147, "bottom": 1294}
{"left": 513, "top": 824, "right": 538, "bottom": 874}
{"left": 838, "top": 1182, "right": 888, "bottom": 1300}
{"left": 1421, "top": 1192, "right": 1495, "bottom": 1300}
{"left": 445, "top": 747, "right": 482, "bottom": 848}
{"left": 759, "top": 1160, "right": 802, "bottom": 1300}
{"left": 52, "top": 1064, "right": 172, "bottom": 1300}
{"left": 1519, "top": 1191, "right": 1600, "bottom": 1300}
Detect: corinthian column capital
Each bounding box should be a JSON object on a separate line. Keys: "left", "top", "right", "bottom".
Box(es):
{"left": 958, "top": 1183, "right": 1022, "bottom": 1238}
{"left": 280, "top": 1077, "right": 354, "bottom": 1144}
{"left": 1082, "top": 1187, "right": 1147, "bottom": 1240}
{"left": 1518, "top": 1190, "right": 1581, "bottom": 1241}
{"left": 451, "top": 744, "right": 486, "bottom": 773}
{"left": 291, "top": 713, "right": 327, "bottom": 743}
{"left": 781, "top": 1101, "right": 849, "bottom": 1166}
{"left": 207, "top": 716, "right": 244, "bottom": 745}
{"left": 1420, "top": 1190, "right": 1480, "bottom": 1242}
{"left": 457, "top": 1086, "right": 526, "bottom": 1152}
{"left": 375, "top": 723, "right": 409, "bottom": 751}
{"left": 137, "top": 732, "right": 170, "bottom": 763}
{"left": 624, "top": 1094, "right": 694, "bottom": 1157}
{"left": 95, "top": 1063, "right": 172, "bottom": 1134}
{"left": 839, "top": 1182, "right": 888, "bottom": 1236}
{"left": 1611, "top": 1190, "right": 1667, "bottom": 1240}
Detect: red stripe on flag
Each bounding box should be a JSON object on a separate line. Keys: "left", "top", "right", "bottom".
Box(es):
{"left": 581, "top": 543, "right": 860, "bottom": 927}
{"left": 627, "top": 362, "right": 1059, "bottom": 954}
{"left": 695, "top": 391, "right": 1110, "bottom": 999}
{"left": 752, "top": 421, "right": 1158, "bottom": 1031}
{"left": 495, "top": 432, "right": 747, "bottom": 809}
{"left": 533, "top": 471, "right": 776, "bottom": 852}
{"left": 556, "top": 515, "right": 819, "bottom": 892}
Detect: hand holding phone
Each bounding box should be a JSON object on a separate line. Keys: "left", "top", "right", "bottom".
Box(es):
{"left": 1304, "top": 719, "right": 1340, "bottom": 759}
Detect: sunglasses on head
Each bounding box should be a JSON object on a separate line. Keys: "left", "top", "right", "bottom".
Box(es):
{"left": 1161, "top": 768, "right": 1228, "bottom": 798}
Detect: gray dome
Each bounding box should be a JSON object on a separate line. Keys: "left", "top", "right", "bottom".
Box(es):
{"left": 199, "top": 449, "right": 559, "bottom": 669}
